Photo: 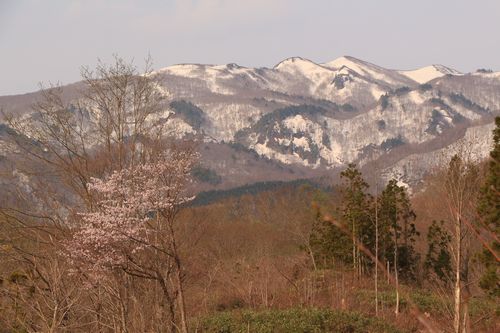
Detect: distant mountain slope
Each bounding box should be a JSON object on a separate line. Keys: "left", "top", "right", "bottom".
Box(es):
{"left": 1, "top": 56, "right": 498, "bottom": 192}
{"left": 324, "top": 56, "right": 417, "bottom": 87}
{"left": 399, "top": 65, "right": 462, "bottom": 84}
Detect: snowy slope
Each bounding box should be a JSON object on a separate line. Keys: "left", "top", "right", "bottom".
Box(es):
{"left": 237, "top": 85, "right": 492, "bottom": 170}
{"left": 156, "top": 56, "right": 419, "bottom": 111}
{"left": 1, "top": 55, "right": 497, "bottom": 191}
{"left": 399, "top": 65, "right": 462, "bottom": 84}
{"left": 381, "top": 122, "right": 495, "bottom": 188}
{"left": 323, "top": 56, "right": 417, "bottom": 87}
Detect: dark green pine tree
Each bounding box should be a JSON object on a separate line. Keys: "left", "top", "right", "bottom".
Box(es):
{"left": 477, "top": 116, "right": 500, "bottom": 297}
{"left": 378, "top": 179, "right": 420, "bottom": 282}
{"left": 309, "top": 204, "right": 352, "bottom": 269}
{"left": 425, "top": 220, "right": 452, "bottom": 285}
{"left": 340, "top": 164, "right": 374, "bottom": 275}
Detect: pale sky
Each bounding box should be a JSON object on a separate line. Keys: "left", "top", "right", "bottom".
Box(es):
{"left": 1, "top": 0, "right": 499, "bottom": 95}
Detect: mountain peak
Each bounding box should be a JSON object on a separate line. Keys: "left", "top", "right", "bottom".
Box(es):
{"left": 323, "top": 56, "right": 416, "bottom": 86}
{"left": 273, "top": 57, "right": 333, "bottom": 77}
{"left": 274, "top": 57, "right": 317, "bottom": 70}
{"left": 323, "top": 56, "right": 359, "bottom": 70}
{"left": 399, "top": 65, "right": 461, "bottom": 84}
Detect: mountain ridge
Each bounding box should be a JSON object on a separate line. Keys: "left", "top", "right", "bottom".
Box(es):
{"left": 156, "top": 55, "right": 470, "bottom": 84}
{"left": 1, "top": 55, "right": 498, "bottom": 192}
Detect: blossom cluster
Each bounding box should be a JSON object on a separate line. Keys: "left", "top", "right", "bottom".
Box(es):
{"left": 65, "top": 149, "right": 197, "bottom": 272}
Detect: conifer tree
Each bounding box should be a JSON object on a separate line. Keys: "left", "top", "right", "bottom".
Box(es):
{"left": 378, "top": 180, "right": 419, "bottom": 281}
{"left": 378, "top": 179, "right": 419, "bottom": 315}
{"left": 309, "top": 205, "right": 352, "bottom": 268}
{"left": 425, "top": 220, "right": 452, "bottom": 284}
{"left": 477, "top": 116, "right": 500, "bottom": 297}
{"left": 340, "top": 164, "right": 373, "bottom": 276}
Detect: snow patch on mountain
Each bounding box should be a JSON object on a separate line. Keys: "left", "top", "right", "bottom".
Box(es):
{"left": 324, "top": 56, "right": 414, "bottom": 86}
{"left": 382, "top": 122, "right": 495, "bottom": 187}
{"left": 253, "top": 140, "right": 320, "bottom": 167}
{"left": 399, "top": 65, "right": 462, "bottom": 84}
{"left": 163, "top": 117, "right": 196, "bottom": 138}
{"left": 282, "top": 114, "right": 310, "bottom": 132}
{"left": 407, "top": 91, "right": 425, "bottom": 104}
{"left": 202, "top": 103, "right": 263, "bottom": 142}
{"left": 371, "top": 86, "right": 385, "bottom": 99}
{"left": 472, "top": 71, "right": 500, "bottom": 79}
{"left": 292, "top": 136, "right": 311, "bottom": 152}
{"left": 325, "top": 56, "right": 381, "bottom": 78}
{"left": 275, "top": 57, "right": 327, "bottom": 74}
{"left": 159, "top": 64, "right": 254, "bottom": 95}
{"left": 158, "top": 64, "right": 204, "bottom": 77}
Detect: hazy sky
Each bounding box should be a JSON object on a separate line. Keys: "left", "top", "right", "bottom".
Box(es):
{"left": 1, "top": 0, "right": 499, "bottom": 95}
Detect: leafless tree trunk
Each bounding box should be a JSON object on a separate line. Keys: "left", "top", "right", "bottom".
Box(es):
{"left": 438, "top": 146, "right": 482, "bottom": 333}
{"left": 375, "top": 185, "right": 379, "bottom": 316}
{"left": 168, "top": 219, "right": 189, "bottom": 333}
{"left": 394, "top": 228, "right": 399, "bottom": 316}
{"left": 453, "top": 213, "right": 462, "bottom": 333}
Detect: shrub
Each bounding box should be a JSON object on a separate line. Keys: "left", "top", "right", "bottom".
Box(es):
{"left": 341, "top": 103, "right": 356, "bottom": 112}
{"left": 394, "top": 86, "right": 411, "bottom": 96}
{"left": 418, "top": 83, "right": 432, "bottom": 92}
{"left": 198, "top": 308, "right": 402, "bottom": 333}
{"left": 380, "top": 94, "right": 389, "bottom": 110}
{"left": 377, "top": 119, "right": 386, "bottom": 131}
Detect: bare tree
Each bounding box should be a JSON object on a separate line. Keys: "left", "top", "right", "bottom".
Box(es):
{"left": 1, "top": 55, "right": 194, "bottom": 332}
{"left": 3, "top": 55, "right": 166, "bottom": 207}
{"left": 436, "top": 147, "right": 483, "bottom": 333}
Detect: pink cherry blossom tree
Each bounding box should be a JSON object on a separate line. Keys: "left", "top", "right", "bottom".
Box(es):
{"left": 66, "top": 147, "right": 197, "bottom": 333}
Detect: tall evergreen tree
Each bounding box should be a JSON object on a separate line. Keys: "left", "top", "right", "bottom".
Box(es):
{"left": 340, "top": 164, "right": 373, "bottom": 276}
{"left": 377, "top": 179, "right": 418, "bottom": 315}
{"left": 309, "top": 206, "right": 352, "bottom": 268}
{"left": 378, "top": 180, "right": 419, "bottom": 282}
{"left": 425, "top": 220, "right": 452, "bottom": 284}
{"left": 477, "top": 116, "right": 500, "bottom": 297}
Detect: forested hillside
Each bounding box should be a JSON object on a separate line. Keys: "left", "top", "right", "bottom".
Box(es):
{"left": 0, "top": 58, "right": 498, "bottom": 333}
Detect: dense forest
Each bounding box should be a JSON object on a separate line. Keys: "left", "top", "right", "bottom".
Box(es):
{"left": 0, "top": 58, "right": 498, "bottom": 333}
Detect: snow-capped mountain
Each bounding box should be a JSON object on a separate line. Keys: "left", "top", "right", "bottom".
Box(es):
{"left": 399, "top": 65, "right": 462, "bottom": 84}
{"left": 1, "top": 56, "right": 499, "bottom": 191}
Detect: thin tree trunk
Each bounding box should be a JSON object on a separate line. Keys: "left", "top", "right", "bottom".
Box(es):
{"left": 462, "top": 254, "right": 471, "bottom": 333}
{"left": 158, "top": 266, "right": 178, "bottom": 333}
{"left": 307, "top": 243, "right": 318, "bottom": 271}
{"left": 358, "top": 247, "right": 362, "bottom": 276}
{"left": 168, "top": 219, "right": 189, "bottom": 333}
{"left": 375, "top": 189, "right": 379, "bottom": 316}
{"left": 352, "top": 220, "right": 357, "bottom": 273}
{"left": 174, "top": 267, "right": 189, "bottom": 333}
{"left": 119, "top": 274, "right": 129, "bottom": 333}
{"left": 386, "top": 261, "right": 390, "bottom": 284}
{"left": 394, "top": 244, "right": 399, "bottom": 316}
{"left": 393, "top": 223, "right": 399, "bottom": 315}
{"left": 454, "top": 215, "right": 461, "bottom": 333}
{"left": 461, "top": 301, "right": 469, "bottom": 333}
{"left": 393, "top": 203, "right": 399, "bottom": 316}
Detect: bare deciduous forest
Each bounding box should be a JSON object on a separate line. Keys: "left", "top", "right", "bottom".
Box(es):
{"left": 0, "top": 58, "right": 498, "bottom": 333}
